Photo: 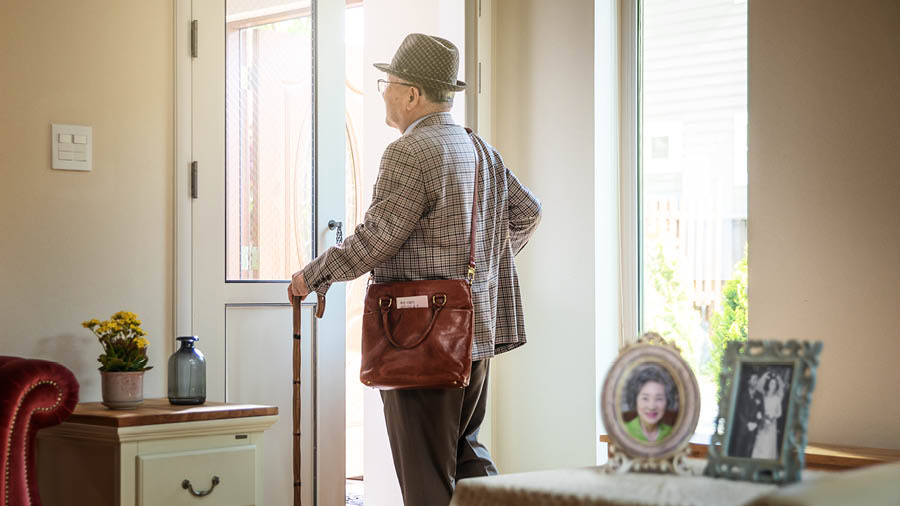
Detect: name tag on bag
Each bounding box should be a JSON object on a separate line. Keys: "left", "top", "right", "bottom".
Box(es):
{"left": 396, "top": 295, "right": 429, "bottom": 309}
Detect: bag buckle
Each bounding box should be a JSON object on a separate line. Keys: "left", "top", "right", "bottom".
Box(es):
{"left": 379, "top": 297, "right": 392, "bottom": 310}
{"left": 467, "top": 266, "right": 476, "bottom": 284}
{"left": 432, "top": 294, "right": 447, "bottom": 307}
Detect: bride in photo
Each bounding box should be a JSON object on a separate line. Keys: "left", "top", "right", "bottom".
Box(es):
{"left": 751, "top": 372, "right": 787, "bottom": 459}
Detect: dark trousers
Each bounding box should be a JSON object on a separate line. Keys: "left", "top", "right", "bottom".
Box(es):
{"left": 380, "top": 359, "right": 498, "bottom": 506}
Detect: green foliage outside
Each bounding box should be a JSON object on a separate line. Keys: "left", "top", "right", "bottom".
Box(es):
{"left": 647, "top": 244, "right": 749, "bottom": 394}
{"left": 645, "top": 244, "right": 705, "bottom": 373}
{"left": 704, "top": 251, "right": 749, "bottom": 389}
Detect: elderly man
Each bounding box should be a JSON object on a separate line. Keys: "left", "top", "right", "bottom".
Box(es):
{"left": 289, "top": 33, "right": 542, "bottom": 506}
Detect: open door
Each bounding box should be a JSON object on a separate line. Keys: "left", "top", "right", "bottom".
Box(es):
{"left": 178, "top": 0, "right": 346, "bottom": 504}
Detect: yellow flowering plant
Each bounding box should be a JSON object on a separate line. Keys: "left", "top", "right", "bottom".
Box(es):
{"left": 82, "top": 311, "right": 153, "bottom": 372}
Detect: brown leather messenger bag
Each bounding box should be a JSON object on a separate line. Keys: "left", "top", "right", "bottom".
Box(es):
{"left": 359, "top": 129, "right": 485, "bottom": 390}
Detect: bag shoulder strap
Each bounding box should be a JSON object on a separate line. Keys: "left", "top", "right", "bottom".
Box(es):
{"left": 465, "top": 127, "right": 482, "bottom": 283}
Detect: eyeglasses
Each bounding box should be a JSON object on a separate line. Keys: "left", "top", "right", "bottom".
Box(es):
{"left": 377, "top": 79, "right": 419, "bottom": 94}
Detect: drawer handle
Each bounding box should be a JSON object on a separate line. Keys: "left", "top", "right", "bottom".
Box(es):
{"left": 182, "top": 476, "right": 220, "bottom": 497}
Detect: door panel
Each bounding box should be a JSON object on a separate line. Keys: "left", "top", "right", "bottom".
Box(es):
{"left": 226, "top": 304, "right": 317, "bottom": 506}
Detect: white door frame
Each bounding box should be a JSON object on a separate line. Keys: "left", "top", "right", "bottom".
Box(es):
{"left": 310, "top": 1, "right": 347, "bottom": 504}
{"left": 174, "top": 0, "right": 192, "bottom": 340}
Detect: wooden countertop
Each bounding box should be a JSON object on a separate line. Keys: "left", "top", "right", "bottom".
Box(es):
{"left": 67, "top": 398, "right": 278, "bottom": 428}
{"left": 599, "top": 434, "right": 900, "bottom": 471}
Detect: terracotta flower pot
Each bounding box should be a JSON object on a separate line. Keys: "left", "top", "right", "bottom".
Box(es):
{"left": 101, "top": 370, "right": 145, "bottom": 409}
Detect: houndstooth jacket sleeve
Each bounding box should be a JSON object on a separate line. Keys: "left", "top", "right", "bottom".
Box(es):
{"left": 301, "top": 113, "right": 541, "bottom": 359}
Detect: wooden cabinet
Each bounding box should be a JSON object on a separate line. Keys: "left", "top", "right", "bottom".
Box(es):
{"left": 37, "top": 399, "right": 278, "bottom": 506}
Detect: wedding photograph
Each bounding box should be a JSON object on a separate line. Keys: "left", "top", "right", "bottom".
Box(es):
{"left": 726, "top": 363, "right": 794, "bottom": 460}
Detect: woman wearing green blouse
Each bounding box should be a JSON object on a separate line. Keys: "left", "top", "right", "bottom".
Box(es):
{"left": 623, "top": 364, "right": 677, "bottom": 443}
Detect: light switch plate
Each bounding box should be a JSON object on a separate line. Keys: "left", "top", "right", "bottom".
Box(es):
{"left": 52, "top": 124, "right": 92, "bottom": 171}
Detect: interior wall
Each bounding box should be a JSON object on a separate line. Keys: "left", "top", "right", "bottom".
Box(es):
{"left": 749, "top": 0, "right": 900, "bottom": 448}
{"left": 0, "top": 0, "right": 174, "bottom": 401}
{"left": 492, "top": 0, "right": 599, "bottom": 472}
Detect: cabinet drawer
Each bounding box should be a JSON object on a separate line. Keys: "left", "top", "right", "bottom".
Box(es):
{"left": 137, "top": 445, "right": 257, "bottom": 506}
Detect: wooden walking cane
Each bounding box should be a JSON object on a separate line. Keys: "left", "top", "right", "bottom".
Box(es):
{"left": 292, "top": 293, "right": 326, "bottom": 505}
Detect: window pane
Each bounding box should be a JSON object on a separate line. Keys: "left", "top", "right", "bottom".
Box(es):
{"left": 226, "top": 2, "right": 313, "bottom": 281}
{"left": 640, "top": 0, "right": 748, "bottom": 433}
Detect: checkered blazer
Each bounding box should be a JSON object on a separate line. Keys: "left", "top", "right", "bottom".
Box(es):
{"left": 302, "top": 112, "right": 542, "bottom": 360}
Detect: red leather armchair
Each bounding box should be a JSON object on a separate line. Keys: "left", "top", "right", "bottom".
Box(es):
{"left": 0, "top": 356, "right": 79, "bottom": 506}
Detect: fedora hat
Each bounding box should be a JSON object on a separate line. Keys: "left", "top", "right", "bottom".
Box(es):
{"left": 374, "top": 33, "right": 466, "bottom": 92}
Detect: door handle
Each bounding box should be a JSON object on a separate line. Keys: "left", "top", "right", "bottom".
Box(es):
{"left": 328, "top": 220, "right": 343, "bottom": 244}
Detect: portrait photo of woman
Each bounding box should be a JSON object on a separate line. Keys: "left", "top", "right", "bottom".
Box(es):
{"left": 621, "top": 363, "right": 680, "bottom": 443}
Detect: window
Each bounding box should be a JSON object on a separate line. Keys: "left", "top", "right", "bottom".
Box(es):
{"left": 637, "top": 0, "right": 748, "bottom": 433}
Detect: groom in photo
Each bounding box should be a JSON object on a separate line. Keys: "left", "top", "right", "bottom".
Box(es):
{"left": 728, "top": 373, "right": 764, "bottom": 458}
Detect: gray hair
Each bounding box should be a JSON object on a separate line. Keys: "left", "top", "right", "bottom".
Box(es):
{"left": 415, "top": 82, "right": 455, "bottom": 105}
{"left": 624, "top": 363, "right": 679, "bottom": 412}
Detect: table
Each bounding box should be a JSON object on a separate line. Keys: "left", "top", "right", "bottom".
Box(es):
{"left": 36, "top": 399, "right": 278, "bottom": 506}
{"left": 602, "top": 435, "right": 900, "bottom": 471}
{"left": 449, "top": 459, "right": 828, "bottom": 506}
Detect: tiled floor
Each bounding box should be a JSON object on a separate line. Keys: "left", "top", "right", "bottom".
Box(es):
{"left": 346, "top": 479, "right": 365, "bottom": 506}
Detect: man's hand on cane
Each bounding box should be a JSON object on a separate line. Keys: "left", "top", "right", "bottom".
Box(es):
{"left": 288, "top": 270, "right": 311, "bottom": 303}
{"left": 289, "top": 270, "right": 327, "bottom": 317}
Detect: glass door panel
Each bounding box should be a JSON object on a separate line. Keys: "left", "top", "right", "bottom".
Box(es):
{"left": 225, "top": 1, "right": 313, "bottom": 281}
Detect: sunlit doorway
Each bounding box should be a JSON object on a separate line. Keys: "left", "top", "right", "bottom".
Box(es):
{"left": 347, "top": 1, "right": 467, "bottom": 504}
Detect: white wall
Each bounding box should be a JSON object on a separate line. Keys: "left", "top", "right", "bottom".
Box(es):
{"left": 748, "top": 0, "right": 900, "bottom": 449}
{"left": 491, "top": 0, "right": 602, "bottom": 473}
{"left": 0, "top": 1, "right": 173, "bottom": 401}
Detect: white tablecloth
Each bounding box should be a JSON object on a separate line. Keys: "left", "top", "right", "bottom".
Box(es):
{"left": 450, "top": 459, "right": 826, "bottom": 506}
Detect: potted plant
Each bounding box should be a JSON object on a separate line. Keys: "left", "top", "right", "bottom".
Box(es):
{"left": 82, "top": 311, "right": 152, "bottom": 409}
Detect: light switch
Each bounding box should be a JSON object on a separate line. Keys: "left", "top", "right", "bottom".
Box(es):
{"left": 51, "top": 124, "right": 92, "bottom": 171}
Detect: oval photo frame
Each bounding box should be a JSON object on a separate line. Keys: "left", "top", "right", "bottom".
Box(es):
{"left": 601, "top": 333, "right": 701, "bottom": 460}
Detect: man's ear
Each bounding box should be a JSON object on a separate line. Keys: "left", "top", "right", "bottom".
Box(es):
{"left": 406, "top": 87, "right": 420, "bottom": 109}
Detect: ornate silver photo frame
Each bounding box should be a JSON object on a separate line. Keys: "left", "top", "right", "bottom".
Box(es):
{"left": 704, "top": 340, "right": 823, "bottom": 484}
{"left": 600, "top": 332, "right": 701, "bottom": 474}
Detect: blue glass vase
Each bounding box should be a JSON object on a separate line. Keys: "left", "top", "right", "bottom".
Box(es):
{"left": 168, "top": 336, "right": 206, "bottom": 405}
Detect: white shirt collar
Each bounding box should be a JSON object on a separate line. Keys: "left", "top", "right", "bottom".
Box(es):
{"left": 403, "top": 112, "right": 442, "bottom": 136}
